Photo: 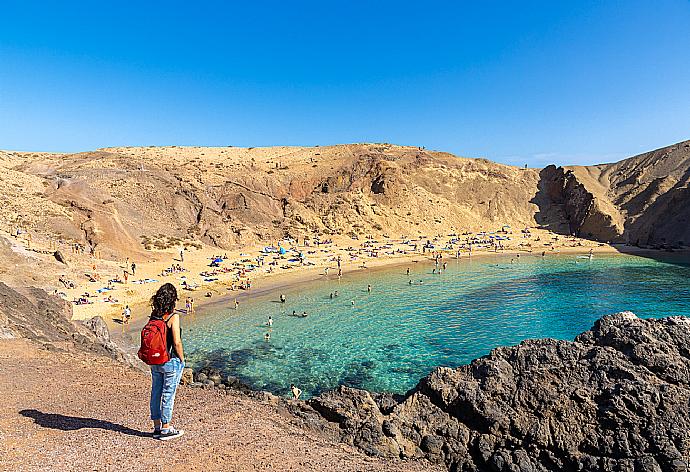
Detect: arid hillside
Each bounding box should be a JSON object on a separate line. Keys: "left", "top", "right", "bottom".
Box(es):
{"left": 537, "top": 140, "right": 690, "bottom": 247}
{"left": 0, "top": 144, "right": 544, "bottom": 260}
{"left": 1, "top": 140, "right": 689, "bottom": 262}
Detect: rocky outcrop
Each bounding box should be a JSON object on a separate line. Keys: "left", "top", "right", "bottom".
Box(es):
{"left": 537, "top": 165, "right": 624, "bottom": 242}
{"left": 0, "top": 282, "right": 140, "bottom": 368}
{"left": 306, "top": 313, "right": 690, "bottom": 471}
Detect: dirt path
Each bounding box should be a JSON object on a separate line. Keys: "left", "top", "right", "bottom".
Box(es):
{"left": 0, "top": 339, "right": 439, "bottom": 472}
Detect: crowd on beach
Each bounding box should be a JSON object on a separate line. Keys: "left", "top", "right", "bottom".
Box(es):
{"left": 3, "top": 220, "right": 604, "bottom": 327}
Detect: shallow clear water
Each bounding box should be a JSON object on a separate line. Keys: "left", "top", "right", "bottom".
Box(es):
{"left": 184, "top": 253, "right": 690, "bottom": 398}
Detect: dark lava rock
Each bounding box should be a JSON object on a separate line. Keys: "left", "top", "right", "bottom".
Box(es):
{"left": 306, "top": 312, "right": 690, "bottom": 471}
{"left": 53, "top": 250, "right": 67, "bottom": 265}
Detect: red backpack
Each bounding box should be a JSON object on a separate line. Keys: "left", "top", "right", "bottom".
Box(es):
{"left": 138, "top": 314, "right": 171, "bottom": 365}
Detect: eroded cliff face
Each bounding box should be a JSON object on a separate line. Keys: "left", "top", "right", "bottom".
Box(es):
{"left": 0, "top": 282, "right": 139, "bottom": 367}
{"left": 537, "top": 140, "right": 690, "bottom": 247}
{"left": 536, "top": 165, "right": 624, "bottom": 242}
{"left": 304, "top": 313, "right": 690, "bottom": 471}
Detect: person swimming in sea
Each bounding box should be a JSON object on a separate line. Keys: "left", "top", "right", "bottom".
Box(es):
{"left": 267, "top": 316, "right": 273, "bottom": 327}
{"left": 329, "top": 292, "right": 333, "bottom": 299}
{"left": 367, "top": 284, "right": 372, "bottom": 293}
{"left": 300, "top": 311, "right": 308, "bottom": 318}
{"left": 264, "top": 332, "right": 271, "bottom": 341}
{"left": 406, "top": 268, "right": 410, "bottom": 276}
{"left": 408, "top": 280, "right": 412, "bottom": 285}
{"left": 292, "top": 310, "right": 297, "bottom": 316}
{"left": 334, "top": 290, "right": 339, "bottom": 297}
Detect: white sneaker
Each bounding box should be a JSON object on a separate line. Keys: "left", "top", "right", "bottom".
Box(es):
{"left": 158, "top": 427, "right": 184, "bottom": 441}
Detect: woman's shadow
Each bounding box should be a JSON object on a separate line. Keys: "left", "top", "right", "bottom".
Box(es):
{"left": 20, "top": 409, "right": 150, "bottom": 437}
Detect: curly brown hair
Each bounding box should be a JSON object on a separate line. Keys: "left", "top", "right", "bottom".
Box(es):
{"left": 150, "top": 283, "right": 178, "bottom": 319}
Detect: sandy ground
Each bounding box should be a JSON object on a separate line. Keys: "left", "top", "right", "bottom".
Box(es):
{"left": 0, "top": 338, "right": 441, "bottom": 472}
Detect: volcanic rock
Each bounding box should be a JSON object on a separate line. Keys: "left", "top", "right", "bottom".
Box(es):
{"left": 308, "top": 313, "right": 690, "bottom": 471}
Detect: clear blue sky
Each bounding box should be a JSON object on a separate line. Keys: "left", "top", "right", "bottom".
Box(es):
{"left": 1, "top": 1, "right": 689, "bottom": 166}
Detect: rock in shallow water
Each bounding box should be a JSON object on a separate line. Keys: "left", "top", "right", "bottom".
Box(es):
{"left": 306, "top": 312, "right": 690, "bottom": 471}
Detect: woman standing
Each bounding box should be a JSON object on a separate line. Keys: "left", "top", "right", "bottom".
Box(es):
{"left": 148, "top": 283, "right": 185, "bottom": 440}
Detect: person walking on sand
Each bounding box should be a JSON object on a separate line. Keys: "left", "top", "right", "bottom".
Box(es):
{"left": 234, "top": 298, "right": 239, "bottom": 310}
{"left": 122, "top": 305, "right": 131, "bottom": 324}
{"left": 131, "top": 262, "right": 136, "bottom": 275}
{"left": 141, "top": 283, "right": 185, "bottom": 441}
{"left": 290, "top": 384, "right": 302, "bottom": 400}
{"left": 179, "top": 249, "right": 184, "bottom": 262}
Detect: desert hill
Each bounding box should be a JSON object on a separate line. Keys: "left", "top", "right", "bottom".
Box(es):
{"left": 1, "top": 140, "right": 689, "bottom": 265}
{"left": 0, "top": 144, "right": 545, "bottom": 260}
{"left": 538, "top": 140, "right": 690, "bottom": 246}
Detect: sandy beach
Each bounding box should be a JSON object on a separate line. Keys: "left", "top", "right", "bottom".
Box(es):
{"left": 48, "top": 228, "right": 619, "bottom": 329}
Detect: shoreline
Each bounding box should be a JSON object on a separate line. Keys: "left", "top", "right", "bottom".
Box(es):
{"left": 7, "top": 221, "right": 674, "bottom": 338}
{"left": 118, "top": 240, "right": 665, "bottom": 338}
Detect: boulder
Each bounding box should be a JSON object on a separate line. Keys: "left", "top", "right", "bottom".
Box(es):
{"left": 180, "top": 367, "right": 194, "bottom": 385}
{"left": 53, "top": 250, "right": 67, "bottom": 265}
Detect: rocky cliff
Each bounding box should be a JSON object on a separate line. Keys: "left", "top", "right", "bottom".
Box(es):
{"left": 304, "top": 313, "right": 690, "bottom": 471}
{"left": 0, "top": 282, "right": 139, "bottom": 367}
{"left": 537, "top": 140, "right": 690, "bottom": 247}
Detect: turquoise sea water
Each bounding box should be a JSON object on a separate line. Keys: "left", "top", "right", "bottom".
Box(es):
{"left": 184, "top": 253, "right": 690, "bottom": 398}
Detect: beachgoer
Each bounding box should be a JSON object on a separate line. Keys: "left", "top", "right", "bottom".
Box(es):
{"left": 367, "top": 284, "right": 371, "bottom": 293}
{"left": 131, "top": 262, "right": 136, "bottom": 275}
{"left": 123, "top": 305, "right": 131, "bottom": 324}
{"left": 329, "top": 292, "right": 333, "bottom": 299}
{"left": 179, "top": 249, "right": 184, "bottom": 262}
{"left": 408, "top": 280, "right": 412, "bottom": 285}
{"left": 334, "top": 290, "right": 339, "bottom": 297}
{"left": 264, "top": 332, "right": 271, "bottom": 341}
{"left": 147, "top": 283, "right": 185, "bottom": 441}
{"left": 351, "top": 300, "right": 355, "bottom": 306}
{"left": 406, "top": 268, "right": 410, "bottom": 276}
{"left": 267, "top": 316, "right": 273, "bottom": 327}
{"left": 280, "top": 294, "right": 286, "bottom": 303}
{"left": 234, "top": 298, "right": 239, "bottom": 310}
{"left": 301, "top": 311, "right": 308, "bottom": 317}
{"left": 292, "top": 310, "right": 297, "bottom": 316}
{"left": 290, "top": 384, "right": 302, "bottom": 400}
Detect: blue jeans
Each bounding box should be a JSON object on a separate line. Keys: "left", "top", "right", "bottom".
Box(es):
{"left": 150, "top": 357, "right": 184, "bottom": 425}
